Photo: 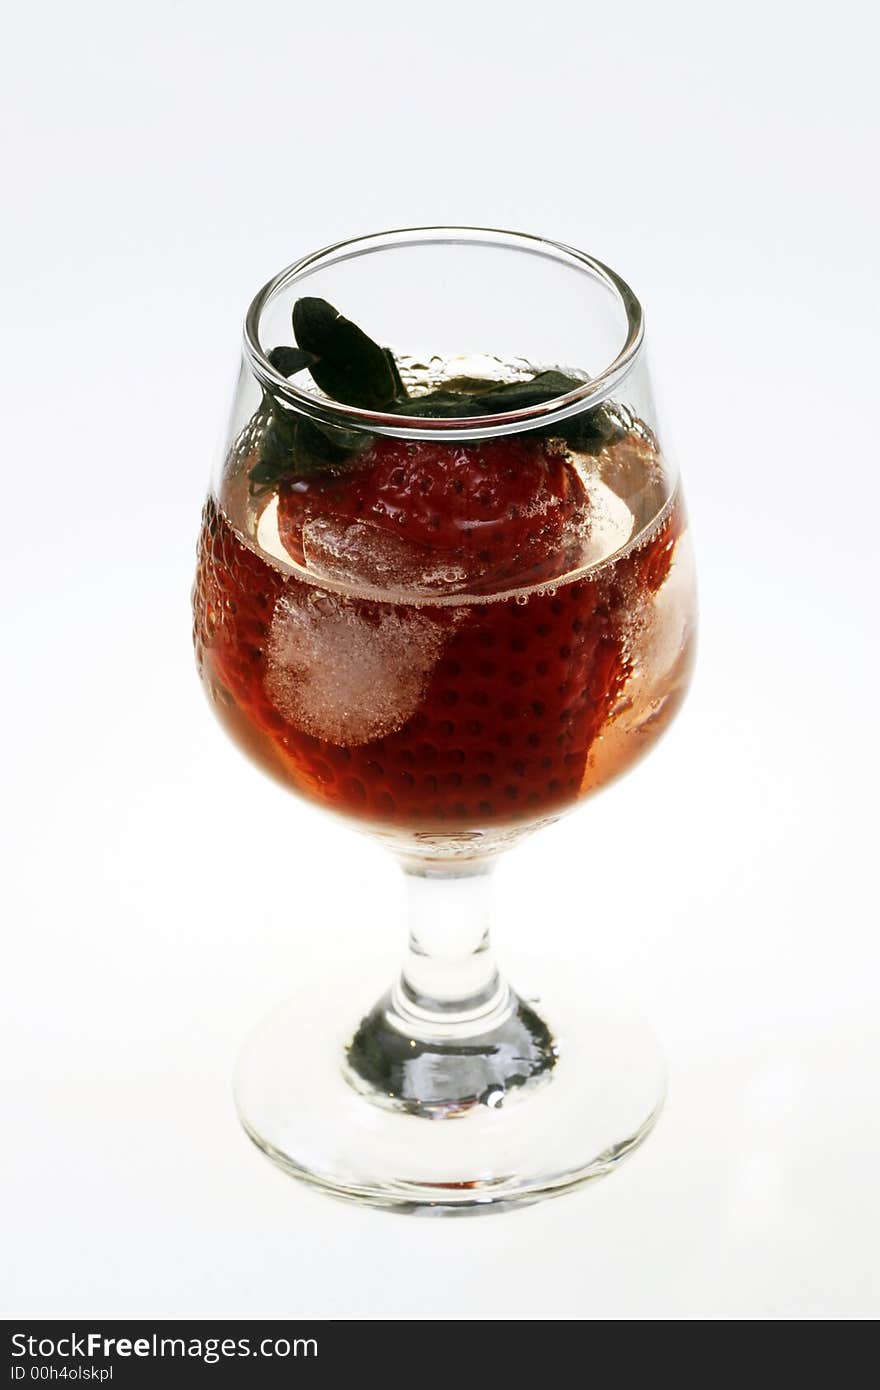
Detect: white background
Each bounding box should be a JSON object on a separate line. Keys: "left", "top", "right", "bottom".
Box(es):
{"left": 2, "top": 0, "right": 878, "bottom": 1320}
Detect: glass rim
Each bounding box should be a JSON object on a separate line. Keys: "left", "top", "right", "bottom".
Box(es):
{"left": 242, "top": 226, "right": 645, "bottom": 441}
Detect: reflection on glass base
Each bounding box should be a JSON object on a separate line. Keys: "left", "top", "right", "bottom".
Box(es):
{"left": 234, "top": 971, "right": 666, "bottom": 1215}
{"left": 344, "top": 985, "right": 559, "bottom": 1119}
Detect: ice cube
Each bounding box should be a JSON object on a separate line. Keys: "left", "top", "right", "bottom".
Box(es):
{"left": 301, "top": 516, "right": 470, "bottom": 593}
{"left": 264, "top": 586, "right": 453, "bottom": 746}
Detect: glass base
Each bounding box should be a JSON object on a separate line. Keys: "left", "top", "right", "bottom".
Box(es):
{"left": 234, "top": 969, "right": 666, "bottom": 1215}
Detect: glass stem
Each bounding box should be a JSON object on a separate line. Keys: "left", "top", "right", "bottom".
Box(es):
{"left": 393, "top": 864, "right": 510, "bottom": 1035}
{"left": 344, "top": 860, "right": 556, "bottom": 1116}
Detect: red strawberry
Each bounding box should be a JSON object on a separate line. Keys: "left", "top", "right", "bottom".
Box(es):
{"left": 195, "top": 495, "right": 685, "bottom": 828}
{"left": 276, "top": 435, "right": 588, "bottom": 593}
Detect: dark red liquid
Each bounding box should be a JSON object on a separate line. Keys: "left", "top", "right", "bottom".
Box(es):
{"left": 193, "top": 493, "right": 689, "bottom": 835}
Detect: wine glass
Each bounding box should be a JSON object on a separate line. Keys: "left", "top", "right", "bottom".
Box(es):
{"left": 192, "top": 227, "right": 697, "bottom": 1213}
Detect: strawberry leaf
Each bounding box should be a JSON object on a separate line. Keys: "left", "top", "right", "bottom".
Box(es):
{"left": 394, "top": 391, "right": 487, "bottom": 418}
{"left": 268, "top": 345, "right": 318, "bottom": 376}
{"left": 473, "top": 372, "right": 585, "bottom": 411}
{"left": 249, "top": 299, "right": 627, "bottom": 491}
{"left": 292, "top": 297, "right": 399, "bottom": 410}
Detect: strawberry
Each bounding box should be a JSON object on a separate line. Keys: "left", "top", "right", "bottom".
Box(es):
{"left": 195, "top": 495, "right": 684, "bottom": 830}
{"left": 275, "top": 434, "right": 589, "bottom": 593}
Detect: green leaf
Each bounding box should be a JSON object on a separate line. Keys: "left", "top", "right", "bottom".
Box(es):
{"left": 393, "top": 391, "right": 486, "bottom": 418}
{"left": 474, "top": 371, "right": 586, "bottom": 412}
{"left": 248, "top": 403, "right": 375, "bottom": 490}
{"left": 386, "top": 374, "right": 622, "bottom": 455}
{"left": 557, "top": 402, "right": 627, "bottom": 454}
{"left": 255, "top": 405, "right": 299, "bottom": 472}
{"left": 384, "top": 347, "right": 408, "bottom": 402}
{"left": 292, "top": 297, "right": 398, "bottom": 409}
{"left": 247, "top": 297, "right": 628, "bottom": 489}
{"left": 388, "top": 372, "right": 589, "bottom": 421}
{"left": 296, "top": 417, "right": 373, "bottom": 470}
{"left": 268, "top": 345, "right": 317, "bottom": 376}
